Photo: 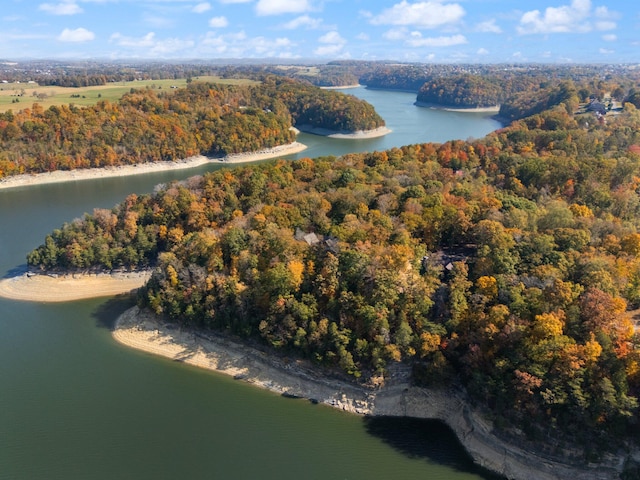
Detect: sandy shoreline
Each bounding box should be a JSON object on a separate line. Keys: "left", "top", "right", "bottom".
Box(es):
{"left": 0, "top": 142, "right": 307, "bottom": 191}
{"left": 319, "top": 84, "right": 362, "bottom": 90}
{"left": 0, "top": 268, "right": 623, "bottom": 478}
{"left": 296, "top": 124, "right": 392, "bottom": 139}
{"left": 112, "top": 306, "right": 624, "bottom": 480}
{"left": 0, "top": 270, "right": 152, "bottom": 302}
{"left": 414, "top": 101, "right": 501, "bottom": 113}
{"left": 113, "top": 306, "right": 374, "bottom": 414}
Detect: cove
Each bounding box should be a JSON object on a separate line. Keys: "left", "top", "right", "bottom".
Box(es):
{"left": 0, "top": 87, "right": 503, "bottom": 480}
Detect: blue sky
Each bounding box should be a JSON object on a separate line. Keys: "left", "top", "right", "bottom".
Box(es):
{"left": 1, "top": 0, "right": 638, "bottom": 63}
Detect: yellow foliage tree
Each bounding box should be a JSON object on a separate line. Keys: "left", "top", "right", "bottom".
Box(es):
{"left": 287, "top": 259, "right": 305, "bottom": 290}
{"left": 532, "top": 310, "right": 565, "bottom": 340}
{"left": 476, "top": 275, "right": 498, "bottom": 299}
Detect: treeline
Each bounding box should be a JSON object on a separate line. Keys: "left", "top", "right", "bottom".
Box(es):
{"left": 416, "top": 74, "right": 504, "bottom": 108}
{"left": 1, "top": 59, "right": 218, "bottom": 85}
{"left": 0, "top": 78, "right": 384, "bottom": 178}
{"left": 264, "top": 76, "right": 384, "bottom": 132}
{"left": 498, "top": 80, "right": 581, "bottom": 122}
{"left": 29, "top": 101, "right": 640, "bottom": 449}
{"left": 360, "top": 64, "right": 432, "bottom": 92}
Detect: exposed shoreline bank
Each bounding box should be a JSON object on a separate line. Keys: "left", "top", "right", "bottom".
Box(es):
{"left": 319, "top": 84, "right": 362, "bottom": 90}
{"left": 0, "top": 142, "right": 308, "bottom": 191}
{"left": 296, "top": 124, "right": 392, "bottom": 139}
{"left": 113, "top": 306, "right": 624, "bottom": 480}
{"left": 0, "top": 264, "right": 627, "bottom": 479}
{"left": 414, "top": 101, "right": 501, "bottom": 114}
{"left": 0, "top": 270, "right": 151, "bottom": 302}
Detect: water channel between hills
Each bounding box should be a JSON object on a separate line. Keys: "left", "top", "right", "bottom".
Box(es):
{"left": 0, "top": 87, "right": 504, "bottom": 480}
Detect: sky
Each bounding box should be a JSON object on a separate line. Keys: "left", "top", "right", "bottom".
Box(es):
{"left": 1, "top": 0, "right": 638, "bottom": 63}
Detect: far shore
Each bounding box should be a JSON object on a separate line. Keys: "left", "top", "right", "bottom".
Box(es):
{"left": 0, "top": 141, "right": 308, "bottom": 191}
{"left": 296, "top": 124, "right": 392, "bottom": 139}
{"left": 0, "top": 270, "right": 152, "bottom": 302}
{"left": 319, "top": 84, "right": 362, "bottom": 90}
{"left": 414, "top": 101, "right": 501, "bottom": 113}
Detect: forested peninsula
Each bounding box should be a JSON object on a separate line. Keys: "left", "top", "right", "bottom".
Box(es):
{"left": 0, "top": 76, "right": 385, "bottom": 179}
{"left": 26, "top": 81, "right": 640, "bottom": 476}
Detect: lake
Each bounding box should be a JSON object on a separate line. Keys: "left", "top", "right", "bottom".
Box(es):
{"left": 0, "top": 88, "right": 504, "bottom": 480}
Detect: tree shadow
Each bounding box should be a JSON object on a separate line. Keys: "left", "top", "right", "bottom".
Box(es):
{"left": 2, "top": 263, "right": 29, "bottom": 279}
{"left": 363, "top": 416, "right": 505, "bottom": 479}
{"left": 92, "top": 294, "right": 138, "bottom": 330}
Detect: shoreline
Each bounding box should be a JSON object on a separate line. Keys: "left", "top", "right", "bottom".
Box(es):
{"left": 414, "top": 101, "right": 501, "bottom": 113}
{"left": 0, "top": 141, "right": 307, "bottom": 191}
{"left": 113, "top": 306, "right": 375, "bottom": 413}
{"left": 113, "top": 306, "right": 624, "bottom": 480}
{"left": 319, "top": 84, "right": 362, "bottom": 90}
{"left": 0, "top": 259, "right": 625, "bottom": 480}
{"left": 0, "top": 270, "right": 152, "bottom": 302}
{"left": 296, "top": 124, "right": 392, "bottom": 139}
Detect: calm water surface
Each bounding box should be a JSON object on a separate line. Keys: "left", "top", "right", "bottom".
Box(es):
{"left": 0, "top": 89, "right": 503, "bottom": 480}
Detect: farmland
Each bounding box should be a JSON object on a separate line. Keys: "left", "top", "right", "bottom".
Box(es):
{"left": 0, "top": 75, "right": 257, "bottom": 112}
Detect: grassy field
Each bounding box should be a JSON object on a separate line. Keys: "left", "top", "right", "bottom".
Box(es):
{"left": 0, "top": 75, "right": 257, "bottom": 113}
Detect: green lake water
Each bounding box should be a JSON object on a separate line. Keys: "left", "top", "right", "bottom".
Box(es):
{"left": 0, "top": 88, "right": 504, "bottom": 480}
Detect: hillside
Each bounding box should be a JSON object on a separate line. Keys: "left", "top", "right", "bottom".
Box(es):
{"left": 27, "top": 100, "right": 640, "bottom": 456}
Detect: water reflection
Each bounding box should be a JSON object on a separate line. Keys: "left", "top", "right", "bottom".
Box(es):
{"left": 363, "top": 416, "right": 505, "bottom": 479}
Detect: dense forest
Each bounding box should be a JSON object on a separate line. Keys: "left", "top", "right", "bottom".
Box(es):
{"left": 29, "top": 98, "right": 640, "bottom": 452}
{"left": 0, "top": 76, "right": 384, "bottom": 178}
{"left": 416, "top": 74, "right": 505, "bottom": 108}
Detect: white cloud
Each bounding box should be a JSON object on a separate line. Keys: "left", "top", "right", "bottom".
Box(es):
{"left": 599, "top": 47, "right": 614, "bottom": 54}
{"left": 314, "top": 30, "right": 345, "bottom": 56}
{"left": 475, "top": 19, "right": 501, "bottom": 33}
{"left": 110, "top": 32, "right": 157, "bottom": 48}
{"left": 192, "top": 2, "right": 211, "bottom": 13}
{"left": 595, "top": 21, "right": 616, "bottom": 31}
{"left": 383, "top": 28, "right": 409, "bottom": 41}
{"left": 150, "top": 38, "right": 196, "bottom": 56}
{"left": 209, "top": 16, "right": 228, "bottom": 28}
{"left": 602, "top": 33, "right": 616, "bottom": 41}
{"left": 356, "top": 32, "right": 369, "bottom": 41}
{"left": 281, "top": 15, "right": 322, "bottom": 30}
{"left": 256, "top": 0, "right": 312, "bottom": 16}
{"left": 370, "top": 1, "right": 465, "bottom": 29}
{"left": 39, "top": 2, "right": 83, "bottom": 15}
{"left": 318, "top": 31, "right": 345, "bottom": 45}
{"left": 314, "top": 44, "right": 343, "bottom": 56}
{"left": 381, "top": 28, "right": 465, "bottom": 47}
{"left": 477, "top": 47, "right": 489, "bottom": 55}
{"left": 143, "top": 13, "right": 174, "bottom": 29}
{"left": 109, "top": 32, "right": 196, "bottom": 57}
{"left": 517, "top": 0, "right": 618, "bottom": 34}
{"left": 218, "top": 0, "right": 251, "bottom": 3}
{"left": 58, "top": 27, "right": 94, "bottom": 42}
{"left": 199, "top": 31, "right": 296, "bottom": 57}
{"left": 406, "top": 33, "right": 466, "bottom": 47}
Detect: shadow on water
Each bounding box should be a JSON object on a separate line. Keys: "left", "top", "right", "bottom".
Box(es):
{"left": 363, "top": 416, "right": 505, "bottom": 480}
{"left": 92, "top": 294, "right": 138, "bottom": 330}
{"left": 2, "top": 263, "right": 29, "bottom": 279}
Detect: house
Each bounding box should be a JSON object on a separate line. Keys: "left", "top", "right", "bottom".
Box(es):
{"left": 587, "top": 100, "right": 607, "bottom": 115}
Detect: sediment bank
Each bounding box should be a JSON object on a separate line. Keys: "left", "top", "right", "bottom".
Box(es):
{"left": 0, "top": 270, "right": 152, "bottom": 302}
{"left": 0, "top": 142, "right": 307, "bottom": 191}
{"left": 414, "top": 101, "right": 501, "bottom": 113}
{"left": 113, "top": 306, "right": 624, "bottom": 480}
{"left": 296, "top": 124, "right": 392, "bottom": 139}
